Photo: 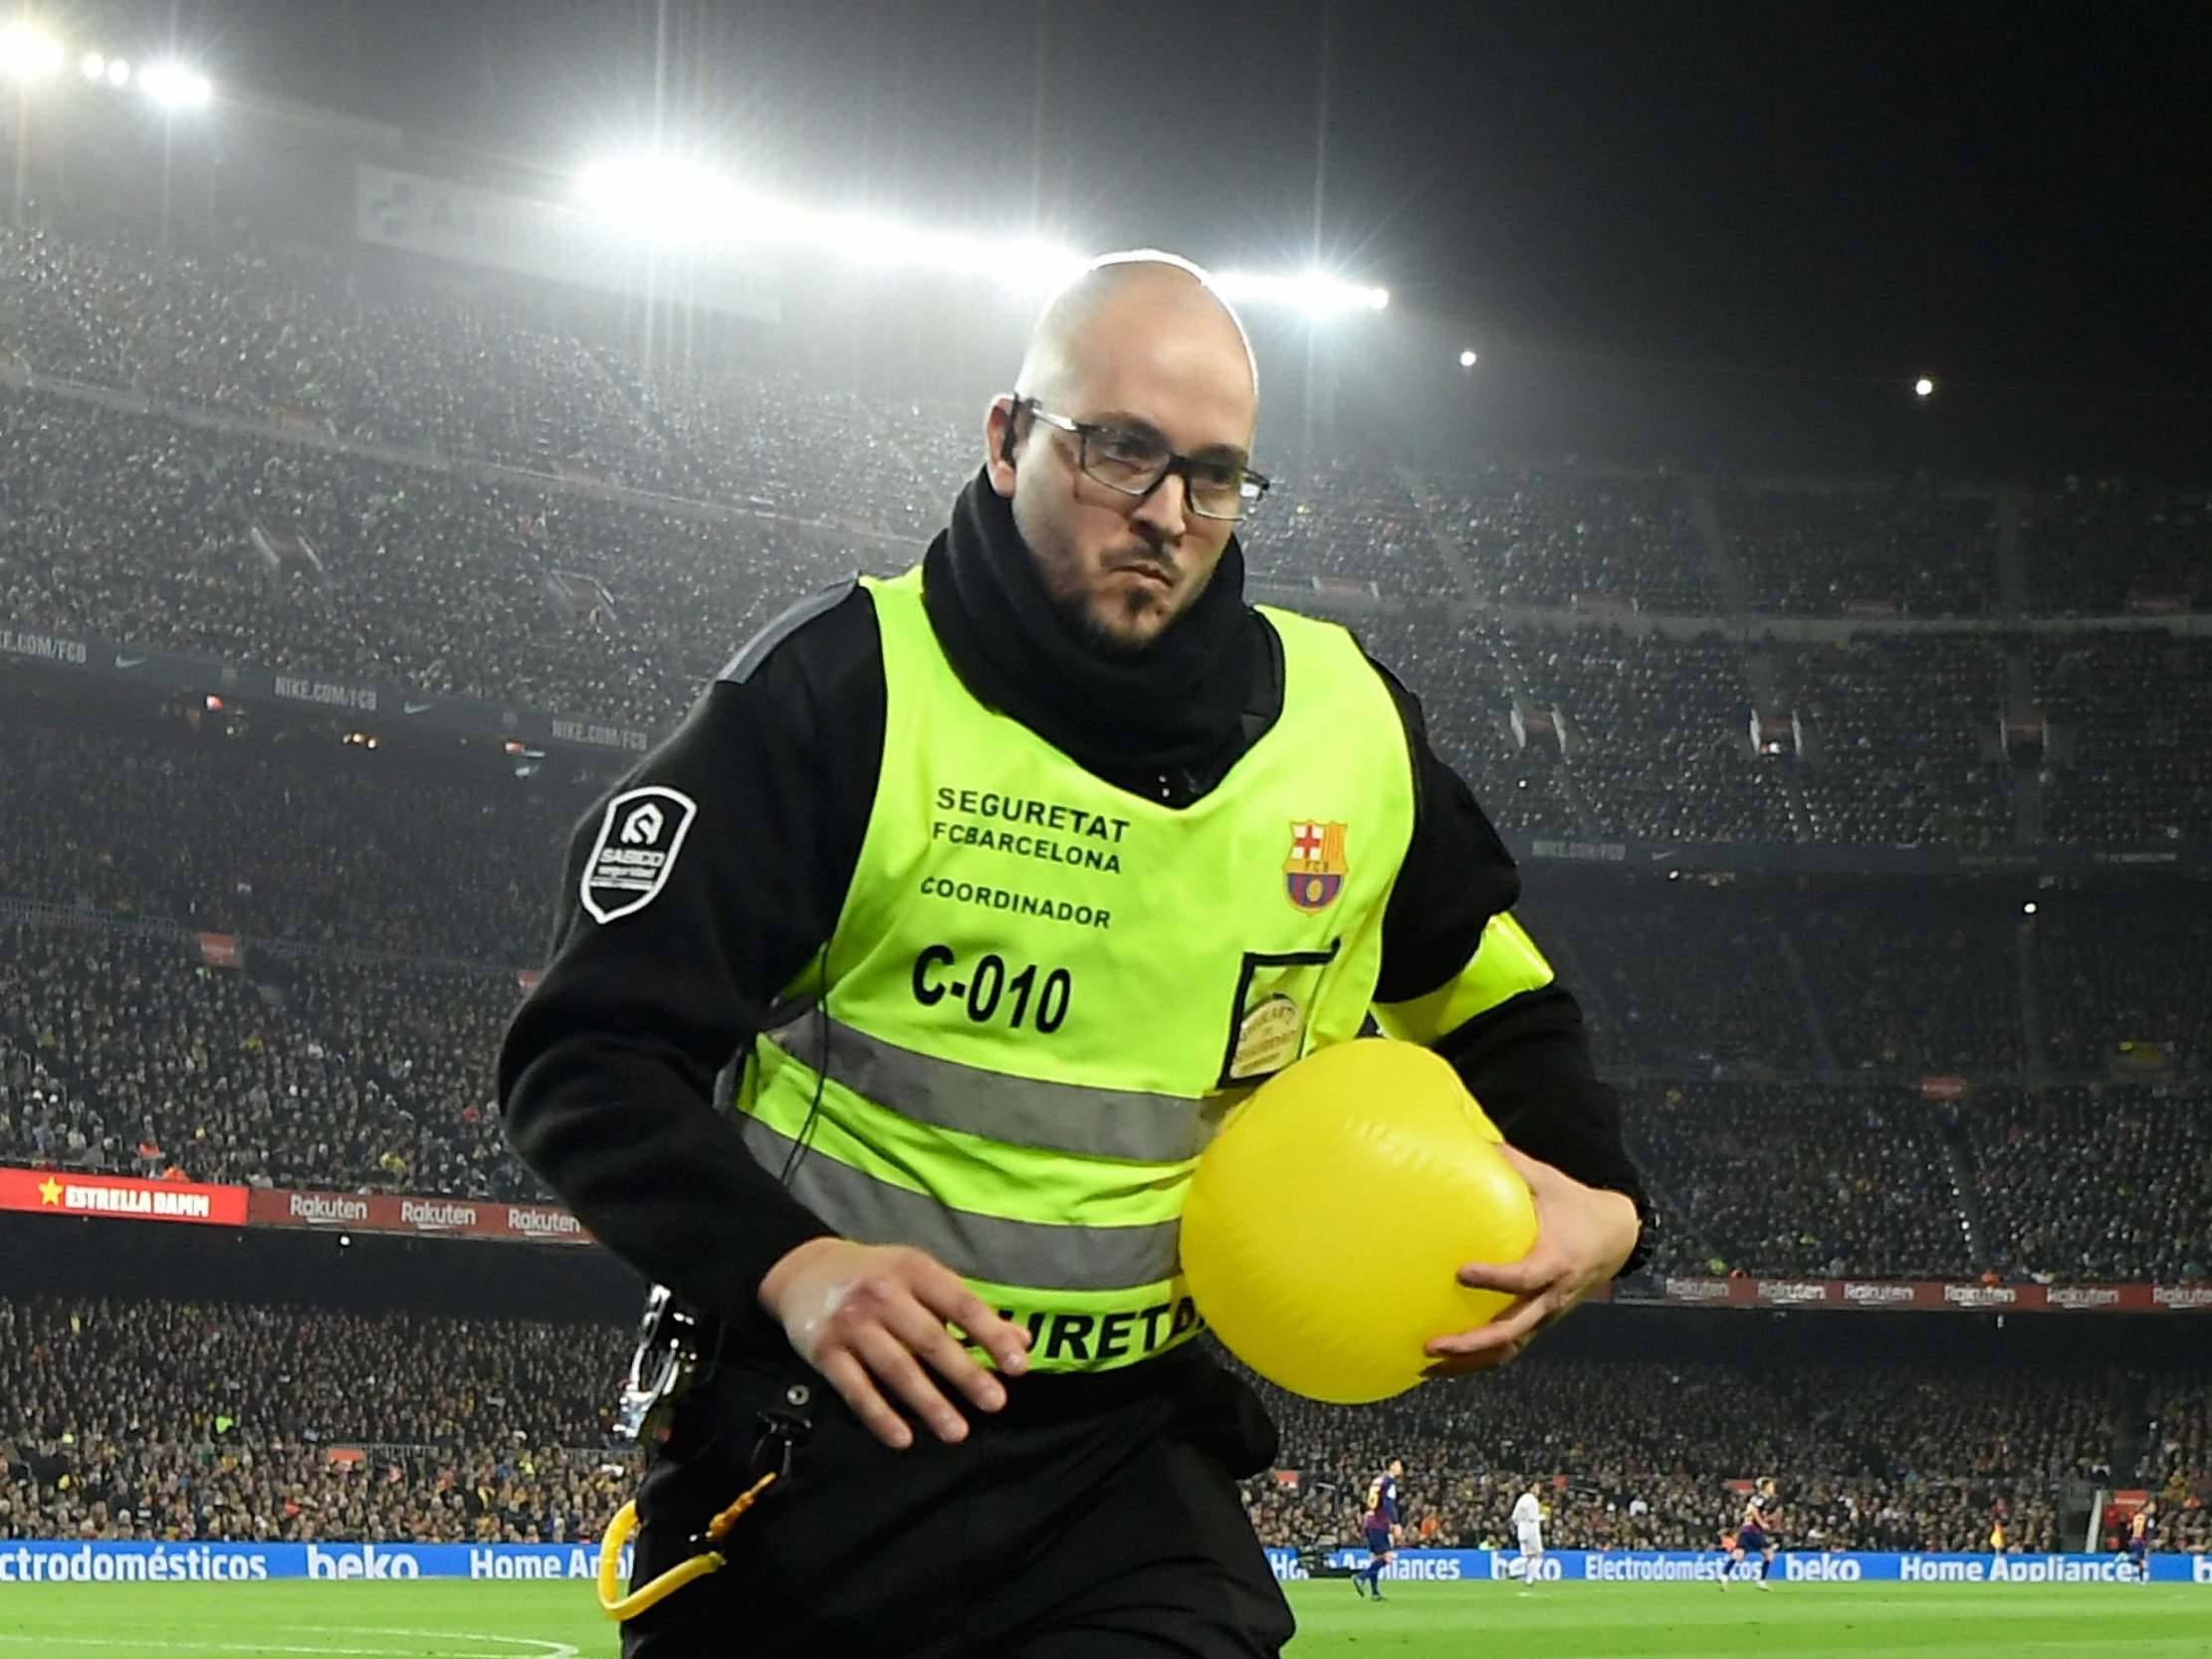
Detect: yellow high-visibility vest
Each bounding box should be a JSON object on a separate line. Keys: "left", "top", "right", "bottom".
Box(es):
{"left": 738, "top": 566, "right": 1421, "bottom": 1371}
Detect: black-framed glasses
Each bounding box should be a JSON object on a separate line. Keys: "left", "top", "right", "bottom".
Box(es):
{"left": 1013, "top": 398, "right": 1271, "bottom": 522}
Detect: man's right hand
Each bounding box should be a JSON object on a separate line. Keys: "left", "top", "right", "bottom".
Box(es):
{"left": 758, "top": 1238, "right": 1032, "bottom": 1449}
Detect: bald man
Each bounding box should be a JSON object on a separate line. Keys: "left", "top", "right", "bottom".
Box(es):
{"left": 502, "top": 251, "right": 1649, "bottom": 1658}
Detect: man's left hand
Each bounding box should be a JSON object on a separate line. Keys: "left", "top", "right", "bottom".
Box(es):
{"left": 1423, "top": 1145, "right": 1641, "bottom": 1377}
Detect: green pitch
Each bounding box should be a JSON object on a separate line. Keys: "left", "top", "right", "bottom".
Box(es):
{"left": 0, "top": 1579, "right": 2204, "bottom": 1657}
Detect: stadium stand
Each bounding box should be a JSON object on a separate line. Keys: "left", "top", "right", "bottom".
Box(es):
{"left": 1718, "top": 483, "right": 2001, "bottom": 617}
{"left": 0, "top": 698, "right": 574, "bottom": 964}
{"left": 2020, "top": 479, "right": 2211, "bottom": 617}
{"left": 2, "top": 189, "right": 2205, "bottom": 861}
{"left": 0, "top": 205, "right": 664, "bottom": 486}
{"left": 1767, "top": 633, "right": 2016, "bottom": 847}
{"left": 1789, "top": 897, "right": 2026, "bottom": 1074}
{"left": 2029, "top": 632, "right": 2212, "bottom": 847}
{"left": 1962, "top": 1085, "right": 2212, "bottom": 1284}
{"left": 1506, "top": 627, "right": 1799, "bottom": 842}
{"left": 2143, "top": 1362, "right": 2211, "bottom": 1555}
{"left": 0, "top": 923, "right": 535, "bottom": 1201}
{"left": 1623, "top": 1081, "right": 1972, "bottom": 1280}
{"left": 1520, "top": 876, "right": 1818, "bottom": 1071}
{"left": 0, "top": 386, "right": 872, "bottom": 730}
{"left": 1424, "top": 467, "right": 1713, "bottom": 612}
{"left": 1237, "top": 1348, "right": 2128, "bottom": 1553}
{"left": 2034, "top": 887, "right": 2212, "bottom": 1076}
{"left": 1, "top": 1293, "right": 2177, "bottom": 1555}
{"left": 1249, "top": 457, "right": 1461, "bottom": 598}
{"left": 1341, "top": 607, "right": 1586, "bottom": 839}
{"left": 0, "top": 1295, "right": 628, "bottom": 1544}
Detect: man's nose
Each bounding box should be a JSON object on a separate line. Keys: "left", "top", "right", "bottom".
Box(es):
{"left": 1128, "top": 468, "right": 1190, "bottom": 542}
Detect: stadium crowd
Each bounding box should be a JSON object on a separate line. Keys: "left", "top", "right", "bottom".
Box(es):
{"left": 1964, "top": 1085, "right": 2211, "bottom": 1285}
{"left": 1768, "top": 633, "right": 2015, "bottom": 847}
{"left": 1252, "top": 457, "right": 1463, "bottom": 598}
{"left": 1235, "top": 1349, "right": 2135, "bottom": 1554}
{"left": 2, "top": 198, "right": 2208, "bottom": 824}
{"left": 0, "top": 700, "right": 574, "bottom": 964}
{"left": 1526, "top": 879, "right": 1817, "bottom": 1071}
{"left": 2030, "top": 633, "right": 2212, "bottom": 848}
{"left": 0, "top": 386, "right": 872, "bottom": 730}
{"left": 1718, "top": 484, "right": 2000, "bottom": 618}
{"left": 16, "top": 364, "right": 2205, "bottom": 854}
{"left": 2036, "top": 889, "right": 2212, "bottom": 1077}
{"left": 4, "top": 360, "right": 2208, "bottom": 857}
{"left": 0, "top": 923, "right": 536, "bottom": 1201}
{"left": 0, "top": 180, "right": 2207, "bottom": 1569}
{"left": 1426, "top": 468, "right": 1713, "bottom": 612}
{"left": 2143, "top": 1364, "right": 2212, "bottom": 1556}
{"left": 0, "top": 1296, "right": 629, "bottom": 1544}
{"left": 7, "top": 817, "right": 2211, "bottom": 1275}
{"left": 0, "top": 206, "right": 665, "bottom": 488}
{"left": 4, "top": 1295, "right": 2190, "bottom": 1555}
{"left": 1622, "top": 1081, "right": 1972, "bottom": 1280}
{"left": 1789, "top": 889, "right": 2026, "bottom": 1073}
{"left": 1508, "top": 626, "right": 1801, "bottom": 843}
{"left": 2020, "top": 478, "right": 2211, "bottom": 617}
{"left": 1341, "top": 607, "right": 1585, "bottom": 839}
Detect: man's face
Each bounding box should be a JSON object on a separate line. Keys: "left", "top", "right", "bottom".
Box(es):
{"left": 989, "top": 288, "right": 1257, "bottom": 656}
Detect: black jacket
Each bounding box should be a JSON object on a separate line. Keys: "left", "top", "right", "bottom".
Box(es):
{"left": 499, "top": 568, "right": 1651, "bottom": 1336}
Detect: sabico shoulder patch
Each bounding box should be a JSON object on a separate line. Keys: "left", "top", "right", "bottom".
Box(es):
{"left": 580, "top": 786, "right": 699, "bottom": 924}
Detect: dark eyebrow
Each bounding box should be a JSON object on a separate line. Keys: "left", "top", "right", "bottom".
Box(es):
{"left": 1087, "top": 410, "right": 1249, "bottom": 469}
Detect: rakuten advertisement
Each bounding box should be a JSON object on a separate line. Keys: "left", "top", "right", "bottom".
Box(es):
{"left": 247, "top": 1186, "right": 593, "bottom": 1246}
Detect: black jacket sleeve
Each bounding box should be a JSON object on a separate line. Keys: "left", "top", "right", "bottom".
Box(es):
{"left": 1366, "top": 657, "right": 1653, "bottom": 1270}
{"left": 497, "top": 584, "right": 886, "bottom": 1329}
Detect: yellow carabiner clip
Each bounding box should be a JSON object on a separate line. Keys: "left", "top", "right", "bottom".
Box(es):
{"left": 595, "top": 1472, "right": 778, "bottom": 1622}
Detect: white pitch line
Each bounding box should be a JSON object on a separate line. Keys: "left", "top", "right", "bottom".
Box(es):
{"left": 292, "top": 1631, "right": 579, "bottom": 1659}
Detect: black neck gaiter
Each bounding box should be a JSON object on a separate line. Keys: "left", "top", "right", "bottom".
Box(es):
{"left": 921, "top": 469, "right": 1257, "bottom": 776}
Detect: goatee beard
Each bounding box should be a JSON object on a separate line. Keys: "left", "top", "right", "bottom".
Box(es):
{"left": 1049, "top": 585, "right": 1165, "bottom": 661}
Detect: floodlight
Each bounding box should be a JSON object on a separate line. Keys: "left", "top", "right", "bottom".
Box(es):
{"left": 994, "top": 239, "right": 1087, "bottom": 293}
{"left": 80, "top": 51, "right": 105, "bottom": 80}
{"left": 821, "top": 220, "right": 1079, "bottom": 288}
{"left": 140, "top": 62, "right": 212, "bottom": 108}
{"left": 106, "top": 56, "right": 130, "bottom": 87}
{"left": 1213, "top": 269, "right": 1389, "bottom": 317}
{"left": 573, "top": 157, "right": 1388, "bottom": 314}
{"left": 0, "top": 24, "right": 64, "bottom": 78}
{"left": 1458, "top": 348, "right": 1478, "bottom": 368}
{"left": 576, "top": 155, "right": 741, "bottom": 244}
{"left": 1914, "top": 376, "right": 1935, "bottom": 398}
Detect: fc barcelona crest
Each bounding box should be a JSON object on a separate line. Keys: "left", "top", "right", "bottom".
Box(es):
{"left": 1283, "top": 820, "right": 1349, "bottom": 913}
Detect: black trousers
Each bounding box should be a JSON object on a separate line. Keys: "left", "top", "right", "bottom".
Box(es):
{"left": 619, "top": 1343, "right": 1295, "bottom": 1659}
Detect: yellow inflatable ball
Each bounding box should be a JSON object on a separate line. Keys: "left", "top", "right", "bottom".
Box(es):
{"left": 1181, "top": 1037, "right": 1538, "bottom": 1404}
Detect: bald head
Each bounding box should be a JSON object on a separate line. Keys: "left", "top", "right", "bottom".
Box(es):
{"left": 1015, "top": 251, "right": 1257, "bottom": 414}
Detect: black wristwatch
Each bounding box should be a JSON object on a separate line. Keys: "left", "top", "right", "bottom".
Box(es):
{"left": 1618, "top": 1195, "right": 1658, "bottom": 1279}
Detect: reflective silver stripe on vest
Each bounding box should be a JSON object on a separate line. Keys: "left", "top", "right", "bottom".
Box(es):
{"left": 760, "top": 1013, "right": 1217, "bottom": 1163}
{"left": 742, "top": 1118, "right": 1183, "bottom": 1292}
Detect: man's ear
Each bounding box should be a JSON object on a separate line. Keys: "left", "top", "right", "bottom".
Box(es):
{"left": 984, "top": 395, "right": 1020, "bottom": 499}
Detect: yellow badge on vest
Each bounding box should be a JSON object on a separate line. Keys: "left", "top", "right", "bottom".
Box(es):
{"left": 1229, "top": 993, "right": 1304, "bottom": 1082}
{"left": 1283, "top": 819, "right": 1350, "bottom": 913}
